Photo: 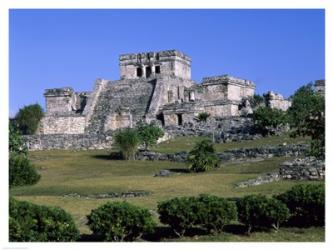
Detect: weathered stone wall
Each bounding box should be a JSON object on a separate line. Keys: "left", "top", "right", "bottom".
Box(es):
{"left": 315, "top": 79, "right": 325, "bottom": 97}
{"left": 23, "top": 133, "right": 113, "bottom": 151}
{"left": 39, "top": 115, "right": 85, "bottom": 134}
{"left": 119, "top": 50, "right": 191, "bottom": 80}
{"left": 136, "top": 144, "right": 308, "bottom": 162}
{"left": 199, "top": 75, "right": 255, "bottom": 102}
{"left": 279, "top": 157, "right": 325, "bottom": 180}
{"left": 204, "top": 102, "right": 239, "bottom": 117}
{"left": 264, "top": 91, "right": 291, "bottom": 111}
{"left": 236, "top": 157, "right": 325, "bottom": 188}
{"left": 44, "top": 87, "right": 75, "bottom": 114}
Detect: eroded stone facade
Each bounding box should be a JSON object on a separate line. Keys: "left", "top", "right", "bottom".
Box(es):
{"left": 264, "top": 91, "right": 291, "bottom": 111}
{"left": 39, "top": 50, "right": 258, "bottom": 135}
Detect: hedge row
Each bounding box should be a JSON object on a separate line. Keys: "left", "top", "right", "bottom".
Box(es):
{"left": 9, "top": 198, "right": 79, "bottom": 242}
{"left": 9, "top": 184, "right": 324, "bottom": 242}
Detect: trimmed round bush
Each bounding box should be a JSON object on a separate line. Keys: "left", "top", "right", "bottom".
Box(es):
{"left": 9, "top": 198, "right": 79, "bottom": 242}
{"left": 196, "top": 194, "right": 237, "bottom": 233}
{"left": 236, "top": 195, "right": 290, "bottom": 234}
{"left": 158, "top": 195, "right": 237, "bottom": 237}
{"left": 276, "top": 184, "right": 325, "bottom": 227}
{"left": 87, "top": 201, "right": 156, "bottom": 241}
{"left": 9, "top": 153, "right": 40, "bottom": 187}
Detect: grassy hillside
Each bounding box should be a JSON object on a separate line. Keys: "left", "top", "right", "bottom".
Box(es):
{"left": 10, "top": 135, "right": 323, "bottom": 241}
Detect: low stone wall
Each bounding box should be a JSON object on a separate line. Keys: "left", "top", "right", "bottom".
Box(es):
{"left": 23, "top": 133, "right": 113, "bottom": 151}
{"left": 279, "top": 157, "right": 325, "bottom": 180}
{"left": 136, "top": 144, "right": 308, "bottom": 162}
{"left": 236, "top": 157, "right": 325, "bottom": 188}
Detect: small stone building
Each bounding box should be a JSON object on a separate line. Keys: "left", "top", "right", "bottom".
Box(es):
{"left": 39, "top": 50, "right": 256, "bottom": 135}
{"left": 264, "top": 91, "right": 291, "bottom": 111}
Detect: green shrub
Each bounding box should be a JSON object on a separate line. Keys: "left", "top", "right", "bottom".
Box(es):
{"left": 187, "top": 139, "right": 219, "bottom": 172}
{"left": 136, "top": 121, "right": 164, "bottom": 150}
{"left": 276, "top": 184, "right": 325, "bottom": 227}
{"left": 253, "top": 106, "right": 287, "bottom": 136}
{"left": 9, "top": 198, "right": 79, "bottom": 242}
{"left": 9, "top": 153, "right": 40, "bottom": 187}
{"left": 14, "top": 103, "right": 44, "bottom": 135}
{"left": 197, "top": 112, "right": 210, "bottom": 122}
{"left": 114, "top": 128, "right": 140, "bottom": 160}
{"left": 195, "top": 194, "right": 237, "bottom": 233}
{"left": 87, "top": 201, "right": 156, "bottom": 241}
{"left": 236, "top": 195, "right": 290, "bottom": 234}
{"left": 158, "top": 197, "right": 196, "bottom": 237}
{"left": 158, "top": 195, "right": 237, "bottom": 237}
{"left": 9, "top": 124, "right": 27, "bottom": 155}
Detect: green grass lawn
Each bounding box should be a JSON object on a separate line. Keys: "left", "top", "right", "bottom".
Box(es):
{"left": 10, "top": 135, "right": 323, "bottom": 241}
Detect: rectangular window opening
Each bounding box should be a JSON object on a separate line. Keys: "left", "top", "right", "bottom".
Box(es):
{"left": 146, "top": 66, "right": 152, "bottom": 78}
{"left": 155, "top": 65, "right": 160, "bottom": 74}
{"left": 137, "top": 68, "right": 143, "bottom": 77}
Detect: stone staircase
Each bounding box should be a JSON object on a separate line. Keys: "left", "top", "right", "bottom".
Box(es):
{"left": 85, "top": 79, "right": 155, "bottom": 133}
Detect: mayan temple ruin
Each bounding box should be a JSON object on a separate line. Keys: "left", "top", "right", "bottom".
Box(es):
{"left": 25, "top": 50, "right": 295, "bottom": 150}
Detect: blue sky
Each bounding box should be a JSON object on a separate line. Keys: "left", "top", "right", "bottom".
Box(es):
{"left": 9, "top": 9, "right": 325, "bottom": 116}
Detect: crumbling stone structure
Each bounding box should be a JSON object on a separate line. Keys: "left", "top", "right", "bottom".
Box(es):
{"left": 314, "top": 79, "right": 325, "bottom": 97}
{"left": 264, "top": 91, "right": 291, "bottom": 111}
{"left": 39, "top": 50, "right": 256, "bottom": 135}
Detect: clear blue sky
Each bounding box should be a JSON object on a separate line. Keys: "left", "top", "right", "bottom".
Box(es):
{"left": 9, "top": 9, "right": 325, "bottom": 116}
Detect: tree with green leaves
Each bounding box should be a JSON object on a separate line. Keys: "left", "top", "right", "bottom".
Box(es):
{"left": 187, "top": 139, "right": 219, "bottom": 172}
{"left": 14, "top": 104, "right": 44, "bottom": 135}
{"left": 287, "top": 83, "right": 325, "bottom": 158}
{"left": 136, "top": 121, "right": 164, "bottom": 150}
{"left": 114, "top": 128, "right": 140, "bottom": 160}
{"left": 197, "top": 112, "right": 210, "bottom": 122}
{"left": 253, "top": 106, "right": 287, "bottom": 136}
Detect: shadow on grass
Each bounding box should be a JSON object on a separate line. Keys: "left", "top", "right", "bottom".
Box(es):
{"left": 91, "top": 151, "right": 123, "bottom": 161}
{"left": 223, "top": 224, "right": 248, "bottom": 235}
{"left": 167, "top": 168, "right": 191, "bottom": 174}
{"left": 143, "top": 226, "right": 209, "bottom": 241}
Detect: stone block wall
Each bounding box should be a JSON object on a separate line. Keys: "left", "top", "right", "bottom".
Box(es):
{"left": 264, "top": 91, "right": 291, "bottom": 111}
{"left": 23, "top": 133, "right": 113, "bottom": 151}
{"left": 279, "top": 157, "right": 325, "bottom": 180}
{"left": 119, "top": 50, "right": 191, "bottom": 80}
{"left": 39, "top": 115, "right": 85, "bottom": 134}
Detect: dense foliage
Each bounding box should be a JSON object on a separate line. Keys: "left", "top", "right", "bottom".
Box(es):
{"left": 197, "top": 112, "right": 210, "bottom": 122}
{"left": 9, "top": 123, "right": 40, "bottom": 188}
{"left": 248, "top": 94, "right": 264, "bottom": 108}
{"left": 158, "top": 195, "right": 237, "bottom": 237}
{"left": 136, "top": 121, "right": 164, "bottom": 150}
{"left": 87, "top": 201, "right": 156, "bottom": 241}
{"left": 287, "top": 84, "right": 325, "bottom": 158}
{"left": 9, "top": 124, "right": 27, "bottom": 155}
{"left": 236, "top": 195, "right": 290, "bottom": 234}
{"left": 14, "top": 104, "right": 44, "bottom": 135}
{"left": 114, "top": 128, "right": 140, "bottom": 160}
{"left": 253, "top": 106, "right": 287, "bottom": 136}
{"left": 9, "top": 198, "right": 79, "bottom": 242}
{"left": 9, "top": 153, "right": 40, "bottom": 187}
{"left": 187, "top": 139, "right": 219, "bottom": 172}
{"left": 276, "top": 184, "right": 325, "bottom": 227}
